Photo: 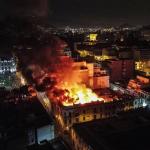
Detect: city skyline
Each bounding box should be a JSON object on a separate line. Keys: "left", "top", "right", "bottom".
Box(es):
{"left": 0, "top": 1, "right": 150, "bottom": 150}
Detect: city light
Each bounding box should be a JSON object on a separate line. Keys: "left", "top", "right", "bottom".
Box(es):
{"left": 89, "top": 34, "right": 98, "bottom": 41}
{"left": 143, "top": 100, "right": 147, "bottom": 107}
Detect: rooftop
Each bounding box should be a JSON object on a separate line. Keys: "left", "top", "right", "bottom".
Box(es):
{"left": 58, "top": 88, "right": 133, "bottom": 109}
{"left": 73, "top": 108, "right": 150, "bottom": 150}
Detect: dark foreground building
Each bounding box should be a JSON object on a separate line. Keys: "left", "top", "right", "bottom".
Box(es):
{"left": 0, "top": 97, "right": 54, "bottom": 150}
{"left": 71, "top": 108, "right": 150, "bottom": 150}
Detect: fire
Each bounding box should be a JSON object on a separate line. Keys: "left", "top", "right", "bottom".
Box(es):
{"left": 50, "top": 82, "right": 104, "bottom": 106}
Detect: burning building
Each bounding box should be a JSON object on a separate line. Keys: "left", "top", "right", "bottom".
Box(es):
{"left": 32, "top": 54, "right": 134, "bottom": 130}
{"left": 50, "top": 92, "right": 134, "bottom": 130}
{"left": 45, "top": 58, "right": 110, "bottom": 107}
{"left": 42, "top": 58, "right": 134, "bottom": 130}
{"left": 17, "top": 37, "right": 136, "bottom": 132}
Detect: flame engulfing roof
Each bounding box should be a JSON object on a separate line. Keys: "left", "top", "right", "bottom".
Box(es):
{"left": 48, "top": 82, "right": 104, "bottom": 107}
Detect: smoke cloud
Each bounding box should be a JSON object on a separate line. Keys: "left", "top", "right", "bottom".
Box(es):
{"left": 17, "top": 36, "right": 81, "bottom": 91}
{"left": 2, "top": 0, "right": 49, "bottom": 18}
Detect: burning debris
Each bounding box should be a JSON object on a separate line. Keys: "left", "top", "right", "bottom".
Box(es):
{"left": 48, "top": 83, "right": 103, "bottom": 106}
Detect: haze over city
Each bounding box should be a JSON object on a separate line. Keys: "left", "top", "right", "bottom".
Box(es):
{"left": 0, "top": 1, "right": 150, "bottom": 150}
{"left": 0, "top": 0, "right": 150, "bottom": 25}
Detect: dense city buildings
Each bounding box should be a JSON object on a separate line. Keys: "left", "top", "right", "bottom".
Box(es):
{"left": 0, "top": 2, "right": 150, "bottom": 149}
{"left": 1, "top": 22, "right": 150, "bottom": 149}
{"left": 52, "top": 92, "right": 134, "bottom": 130}
{"left": 105, "top": 59, "right": 134, "bottom": 82}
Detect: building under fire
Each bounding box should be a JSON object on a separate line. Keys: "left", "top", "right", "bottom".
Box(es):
{"left": 51, "top": 91, "right": 134, "bottom": 130}
{"left": 35, "top": 60, "right": 141, "bottom": 131}
{"left": 34, "top": 57, "right": 146, "bottom": 131}
{"left": 19, "top": 36, "right": 147, "bottom": 134}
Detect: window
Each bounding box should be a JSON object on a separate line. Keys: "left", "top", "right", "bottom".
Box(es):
{"left": 83, "top": 116, "right": 85, "bottom": 121}
{"left": 94, "top": 115, "right": 96, "bottom": 120}
{"left": 64, "top": 112, "right": 66, "bottom": 117}
{"left": 75, "top": 112, "right": 79, "bottom": 117}
{"left": 93, "top": 108, "right": 97, "bottom": 113}
{"left": 69, "top": 112, "right": 72, "bottom": 117}
{"left": 69, "top": 119, "right": 72, "bottom": 124}
{"left": 76, "top": 117, "right": 79, "bottom": 123}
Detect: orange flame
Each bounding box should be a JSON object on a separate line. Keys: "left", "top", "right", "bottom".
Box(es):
{"left": 55, "top": 82, "right": 104, "bottom": 106}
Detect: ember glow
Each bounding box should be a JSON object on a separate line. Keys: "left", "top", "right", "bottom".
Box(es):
{"left": 62, "top": 83, "right": 104, "bottom": 106}
{"left": 49, "top": 82, "right": 104, "bottom": 106}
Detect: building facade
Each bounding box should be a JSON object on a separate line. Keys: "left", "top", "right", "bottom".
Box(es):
{"left": 106, "top": 59, "right": 134, "bottom": 82}
{"left": 52, "top": 96, "right": 134, "bottom": 131}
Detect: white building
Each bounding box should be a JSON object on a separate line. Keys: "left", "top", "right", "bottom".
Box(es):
{"left": 0, "top": 57, "right": 16, "bottom": 74}
{"left": 0, "top": 56, "right": 17, "bottom": 88}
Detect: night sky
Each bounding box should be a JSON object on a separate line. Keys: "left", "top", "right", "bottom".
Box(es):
{"left": 1, "top": 0, "right": 150, "bottom": 26}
